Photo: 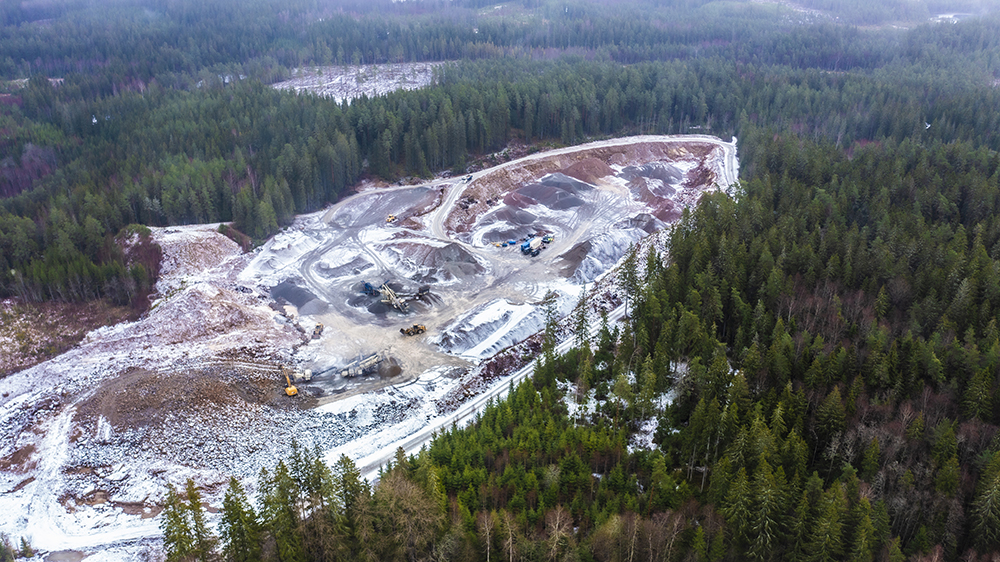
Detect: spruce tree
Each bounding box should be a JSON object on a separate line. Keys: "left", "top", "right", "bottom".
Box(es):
{"left": 848, "top": 498, "right": 875, "bottom": 562}
{"left": 260, "top": 462, "right": 307, "bottom": 562}
{"left": 219, "top": 477, "right": 261, "bottom": 562}
{"left": 972, "top": 455, "right": 1000, "bottom": 552}
{"left": 161, "top": 483, "right": 195, "bottom": 562}
{"left": 185, "top": 479, "right": 217, "bottom": 561}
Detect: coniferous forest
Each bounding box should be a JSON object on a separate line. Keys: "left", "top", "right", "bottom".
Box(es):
{"left": 4, "top": 0, "right": 1000, "bottom": 559}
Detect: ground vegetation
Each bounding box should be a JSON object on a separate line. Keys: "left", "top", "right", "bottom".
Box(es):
{"left": 2, "top": 0, "right": 999, "bottom": 307}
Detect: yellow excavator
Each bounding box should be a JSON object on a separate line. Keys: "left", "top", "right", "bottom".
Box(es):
{"left": 282, "top": 368, "right": 298, "bottom": 396}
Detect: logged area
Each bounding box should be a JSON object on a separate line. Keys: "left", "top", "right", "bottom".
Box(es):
{"left": 271, "top": 62, "right": 444, "bottom": 104}
{"left": 0, "top": 135, "right": 736, "bottom": 553}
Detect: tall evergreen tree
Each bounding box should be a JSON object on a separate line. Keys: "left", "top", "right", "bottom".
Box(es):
{"left": 161, "top": 483, "right": 195, "bottom": 562}
{"left": 219, "top": 477, "right": 261, "bottom": 562}
{"left": 185, "top": 479, "right": 217, "bottom": 561}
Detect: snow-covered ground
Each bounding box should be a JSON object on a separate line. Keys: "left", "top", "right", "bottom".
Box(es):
{"left": 272, "top": 62, "right": 445, "bottom": 104}
{"left": 0, "top": 135, "right": 737, "bottom": 558}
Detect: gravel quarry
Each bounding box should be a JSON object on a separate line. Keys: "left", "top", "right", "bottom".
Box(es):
{"left": 0, "top": 134, "right": 737, "bottom": 557}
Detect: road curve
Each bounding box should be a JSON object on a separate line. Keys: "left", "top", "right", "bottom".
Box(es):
{"left": 337, "top": 134, "right": 740, "bottom": 480}
{"left": 354, "top": 303, "right": 627, "bottom": 481}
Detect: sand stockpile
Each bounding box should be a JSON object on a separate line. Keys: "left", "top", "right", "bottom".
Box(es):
{"left": 447, "top": 138, "right": 723, "bottom": 234}
{"left": 561, "top": 158, "right": 615, "bottom": 184}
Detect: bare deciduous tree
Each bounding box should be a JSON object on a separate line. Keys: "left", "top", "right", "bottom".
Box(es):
{"left": 478, "top": 510, "right": 497, "bottom": 562}
{"left": 545, "top": 505, "right": 574, "bottom": 561}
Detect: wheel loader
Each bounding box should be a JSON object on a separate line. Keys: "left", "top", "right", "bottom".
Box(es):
{"left": 400, "top": 324, "right": 426, "bottom": 336}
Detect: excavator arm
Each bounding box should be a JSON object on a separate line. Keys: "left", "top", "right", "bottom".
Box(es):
{"left": 282, "top": 368, "right": 298, "bottom": 396}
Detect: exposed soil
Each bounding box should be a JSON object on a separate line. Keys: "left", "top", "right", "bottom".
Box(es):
{"left": 561, "top": 157, "right": 616, "bottom": 184}
{"left": 0, "top": 444, "right": 36, "bottom": 472}
{"left": 0, "top": 299, "right": 137, "bottom": 377}
{"left": 73, "top": 366, "right": 294, "bottom": 431}
{"left": 448, "top": 139, "right": 719, "bottom": 234}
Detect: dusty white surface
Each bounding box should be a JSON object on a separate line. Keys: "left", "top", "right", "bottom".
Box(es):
{"left": 0, "top": 135, "right": 737, "bottom": 558}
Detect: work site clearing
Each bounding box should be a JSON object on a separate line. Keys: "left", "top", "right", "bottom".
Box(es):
{"left": 0, "top": 134, "right": 737, "bottom": 558}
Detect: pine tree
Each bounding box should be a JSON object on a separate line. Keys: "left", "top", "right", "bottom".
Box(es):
{"left": 161, "top": 483, "right": 195, "bottom": 562}
{"left": 722, "top": 467, "right": 752, "bottom": 548}
{"left": 972, "top": 454, "right": 1000, "bottom": 551}
{"left": 574, "top": 287, "right": 591, "bottom": 354}
{"left": 815, "top": 386, "right": 845, "bottom": 446}
{"left": 185, "top": 479, "right": 217, "bottom": 561}
{"left": 747, "top": 457, "right": 787, "bottom": 561}
{"left": 964, "top": 367, "right": 993, "bottom": 420}
{"left": 260, "top": 462, "right": 307, "bottom": 562}
{"left": 219, "top": 477, "right": 261, "bottom": 562}
{"left": 804, "top": 484, "right": 845, "bottom": 562}
{"left": 848, "top": 497, "right": 875, "bottom": 562}
{"left": 860, "top": 438, "right": 880, "bottom": 481}
{"left": 638, "top": 356, "right": 657, "bottom": 420}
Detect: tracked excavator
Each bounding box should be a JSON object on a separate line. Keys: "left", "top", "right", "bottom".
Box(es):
{"left": 282, "top": 368, "right": 298, "bottom": 396}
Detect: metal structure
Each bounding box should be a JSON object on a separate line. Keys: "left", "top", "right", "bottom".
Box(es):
{"left": 380, "top": 283, "right": 408, "bottom": 311}
{"left": 339, "top": 353, "right": 382, "bottom": 378}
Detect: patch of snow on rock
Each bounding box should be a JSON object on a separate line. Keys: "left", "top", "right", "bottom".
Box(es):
{"left": 438, "top": 299, "right": 542, "bottom": 359}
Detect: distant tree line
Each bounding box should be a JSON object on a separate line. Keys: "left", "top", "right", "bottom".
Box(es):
{"left": 164, "top": 124, "right": 1000, "bottom": 559}
{"left": 1, "top": 0, "right": 999, "bottom": 309}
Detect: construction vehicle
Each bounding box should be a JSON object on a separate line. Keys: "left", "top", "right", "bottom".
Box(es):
{"left": 312, "top": 324, "right": 324, "bottom": 339}
{"left": 415, "top": 286, "right": 431, "bottom": 300}
{"left": 386, "top": 214, "right": 397, "bottom": 223}
{"left": 380, "top": 283, "right": 408, "bottom": 311}
{"left": 282, "top": 368, "right": 298, "bottom": 396}
{"left": 542, "top": 234, "right": 554, "bottom": 243}
{"left": 339, "top": 353, "right": 382, "bottom": 378}
{"left": 400, "top": 324, "right": 426, "bottom": 336}
{"left": 521, "top": 237, "right": 543, "bottom": 255}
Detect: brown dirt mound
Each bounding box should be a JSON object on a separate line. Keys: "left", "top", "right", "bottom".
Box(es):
{"left": 74, "top": 366, "right": 289, "bottom": 430}
{"left": 0, "top": 444, "right": 36, "bottom": 472}
{"left": 448, "top": 139, "right": 721, "bottom": 233}
{"left": 561, "top": 157, "right": 614, "bottom": 184}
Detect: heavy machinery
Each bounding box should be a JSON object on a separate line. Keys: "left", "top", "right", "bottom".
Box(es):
{"left": 379, "top": 283, "right": 408, "bottom": 311}
{"left": 312, "top": 323, "right": 324, "bottom": 339}
{"left": 282, "top": 368, "right": 298, "bottom": 396}
{"left": 362, "top": 280, "right": 428, "bottom": 309}
{"left": 386, "top": 214, "right": 397, "bottom": 223}
{"left": 339, "top": 353, "right": 382, "bottom": 378}
{"left": 400, "top": 324, "right": 426, "bottom": 336}
{"left": 414, "top": 285, "right": 431, "bottom": 301}
{"left": 521, "top": 237, "right": 543, "bottom": 255}
{"left": 542, "top": 234, "right": 554, "bottom": 243}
